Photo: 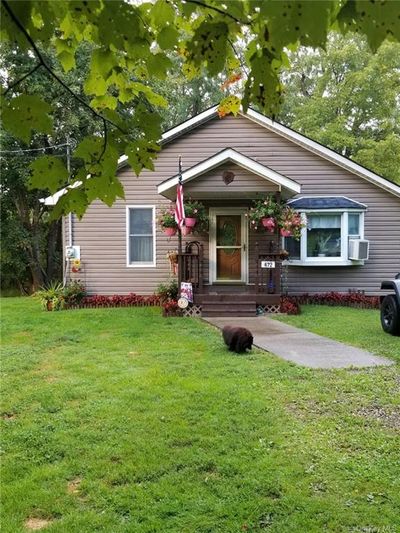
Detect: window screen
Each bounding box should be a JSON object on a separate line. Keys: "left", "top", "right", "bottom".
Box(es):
{"left": 128, "top": 208, "right": 154, "bottom": 264}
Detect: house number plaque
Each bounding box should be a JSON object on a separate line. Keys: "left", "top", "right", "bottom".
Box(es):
{"left": 261, "top": 261, "right": 275, "bottom": 269}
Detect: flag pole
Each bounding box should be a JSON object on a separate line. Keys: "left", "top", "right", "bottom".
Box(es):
{"left": 178, "top": 156, "right": 183, "bottom": 288}
{"left": 178, "top": 155, "right": 183, "bottom": 256}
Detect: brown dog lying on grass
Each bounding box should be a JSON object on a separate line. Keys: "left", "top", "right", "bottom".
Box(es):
{"left": 222, "top": 326, "right": 253, "bottom": 354}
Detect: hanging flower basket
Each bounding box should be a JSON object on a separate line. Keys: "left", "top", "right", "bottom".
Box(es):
{"left": 249, "top": 196, "right": 305, "bottom": 240}
{"left": 185, "top": 217, "right": 197, "bottom": 228}
{"left": 261, "top": 217, "right": 276, "bottom": 232}
{"left": 164, "top": 227, "right": 177, "bottom": 237}
{"left": 181, "top": 225, "right": 192, "bottom": 236}
{"left": 159, "top": 206, "right": 178, "bottom": 236}
{"left": 184, "top": 199, "right": 208, "bottom": 233}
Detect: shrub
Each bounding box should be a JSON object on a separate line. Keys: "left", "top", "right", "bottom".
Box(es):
{"left": 162, "top": 299, "right": 182, "bottom": 317}
{"left": 63, "top": 280, "right": 86, "bottom": 307}
{"left": 156, "top": 278, "right": 179, "bottom": 303}
{"left": 280, "top": 296, "right": 301, "bottom": 315}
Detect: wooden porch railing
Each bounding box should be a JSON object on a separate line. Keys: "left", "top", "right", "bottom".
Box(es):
{"left": 255, "top": 242, "right": 283, "bottom": 295}
{"left": 178, "top": 241, "right": 204, "bottom": 291}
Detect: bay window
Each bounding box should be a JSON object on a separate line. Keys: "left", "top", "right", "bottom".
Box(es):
{"left": 126, "top": 206, "right": 156, "bottom": 267}
{"left": 306, "top": 214, "right": 341, "bottom": 258}
{"left": 283, "top": 197, "right": 367, "bottom": 266}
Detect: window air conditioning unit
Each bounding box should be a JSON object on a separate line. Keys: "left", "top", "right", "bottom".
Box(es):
{"left": 348, "top": 239, "right": 369, "bottom": 260}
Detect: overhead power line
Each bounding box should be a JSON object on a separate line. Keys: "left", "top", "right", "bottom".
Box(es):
{"left": 0, "top": 142, "right": 70, "bottom": 155}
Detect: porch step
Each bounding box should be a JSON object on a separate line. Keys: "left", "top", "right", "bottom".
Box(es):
{"left": 201, "top": 298, "right": 256, "bottom": 317}
{"left": 201, "top": 293, "right": 255, "bottom": 302}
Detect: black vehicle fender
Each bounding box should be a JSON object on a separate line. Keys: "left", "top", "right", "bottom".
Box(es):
{"left": 380, "top": 279, "right": 400, "bottom": 306}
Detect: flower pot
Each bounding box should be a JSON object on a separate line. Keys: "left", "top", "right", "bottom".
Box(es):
{"left": 163, "top": 227, "right": 177, "bottom": 237}
{"left": 261, "top": 217, "right": 276, "bottom": 232}
{"left": 181, "top": 225, "right": 192, "bottom": 236}
{"left": 185, "top": 217, "right": 197, "bottom": 228}
{"left": 280, "top": 229, "right": 292, "bottom": 237}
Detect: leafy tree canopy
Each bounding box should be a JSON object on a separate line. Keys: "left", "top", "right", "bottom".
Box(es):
{"left": 280, "top": 33, "right": 400, "bottom": 184}
{"left": 1, "top": 0, "right": 399, "bottom": 216}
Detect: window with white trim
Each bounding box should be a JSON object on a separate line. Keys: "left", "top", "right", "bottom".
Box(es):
{"left": 284, "top": 210, "right": 365, "bottom": 266}
{"left": 127, "top": 206, "right": 155, "bottom": 266}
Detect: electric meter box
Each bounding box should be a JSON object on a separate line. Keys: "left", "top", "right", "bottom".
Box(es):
{"left": 66, "top": 245, "right": 80, "bottom": 260}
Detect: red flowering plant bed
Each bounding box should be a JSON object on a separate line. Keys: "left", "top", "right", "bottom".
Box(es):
{"left": 280, "top": 296, "right": 301, "bottom": 315}
{"left": 77, "top": 293, "right": 160, "bottom": 309}
{"left": 291, "top": 292, "right": 380, "bottom": 309}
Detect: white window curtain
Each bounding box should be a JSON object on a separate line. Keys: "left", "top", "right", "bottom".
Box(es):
{"left": 308, "top": 214, "right": 341, "bottom": 229}
{"left": 129, "top": 208, "right": 154, "bottom": 264}
{"left": 348, "top": 213, "right": 360, "bottom": 235}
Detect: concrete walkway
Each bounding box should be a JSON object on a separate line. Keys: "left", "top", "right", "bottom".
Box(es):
{"left": 204, "top": 316, "right": 394, "bottom": 369}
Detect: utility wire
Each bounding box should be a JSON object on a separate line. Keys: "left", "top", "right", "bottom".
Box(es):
{"left": 0, "top": 143, "right": 70, "bottom": 154}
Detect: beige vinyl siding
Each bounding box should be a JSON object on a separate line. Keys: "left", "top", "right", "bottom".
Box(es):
{"left": 184, "top": 163, "right": 278, "bottom": 196}
{"left": 66, "top": 114, "right": 400, "bottom": 295}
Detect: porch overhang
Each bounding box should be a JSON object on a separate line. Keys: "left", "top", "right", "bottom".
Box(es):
{"left": 157, "top": 148, "right": 301, "bottom": 200}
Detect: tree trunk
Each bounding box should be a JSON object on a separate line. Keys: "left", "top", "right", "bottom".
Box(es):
{"left": 46, "top": 219, "right": 61, "bottom": 282}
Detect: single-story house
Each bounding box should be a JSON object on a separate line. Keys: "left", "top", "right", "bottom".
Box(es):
{"left": 45, "top": 106, "right": 400, "bottom": 316}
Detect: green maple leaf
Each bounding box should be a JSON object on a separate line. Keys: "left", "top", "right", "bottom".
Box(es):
{"left": 29, "top": 156, "right": 69, "bottom": 194}
{"left": 187, "top": 21, "right": 229, "bottom": 76}
{"left": 2, "top": 95, "right": 53, "bottom": 143}
{"left": 74, "top": 136, "right": 103, "bottom": 164}
{"left": 157, "top": 26, "right": 179, "bottom": 50}
{"left": 218, "top": 95, "right": 241, "bottom": 117}
{"left": 54, "top": 38, "right": 76, "bottom": 71}
{"left": 260, "top": 1, "right": 336, "bottom": 52}
{"left": 242, "top": 49, "right": 284, "bottom": 117}
{"left": 337, "top": 0, "right": 400, "bottom": 52}
{"left": 51, "top": 187, "right": 88, "bottom": 220}
{"left": 126, "top": 140, "right": 160, "bottom": 176}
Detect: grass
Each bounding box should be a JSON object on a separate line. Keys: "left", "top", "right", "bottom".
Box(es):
{"left": 1, "top": 298, "right": 399, "bottom": 532}
{"left": 274, "top": 305, "right": 400, "bottom": 362}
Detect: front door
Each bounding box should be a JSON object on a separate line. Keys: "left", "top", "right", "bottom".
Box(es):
{"left": 210, "top": 209, "right": 248, "bottom": 283}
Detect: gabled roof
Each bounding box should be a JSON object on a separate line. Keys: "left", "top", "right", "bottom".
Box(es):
{"left": 157, "top": 148, "right": 301, "bottom": 199}
{"left": 44, "top": 104, "right": 400, "bottom": 206}
{"left": 129, "top": 105, "right": 400, "bottom": 200}
{"left": 287, "top": 196, "right": 367, "bottom": 210}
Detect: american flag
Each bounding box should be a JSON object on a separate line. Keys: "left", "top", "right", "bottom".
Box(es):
{"left": 174, "top": 157, "right": 185, "bottom": 227}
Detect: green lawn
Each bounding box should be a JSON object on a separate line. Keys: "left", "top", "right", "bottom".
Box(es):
{"left": 274, "top": 305, "right": 400, "bottom": 362}
{"left": 1, "top": 298, "right": 399, "bottom": 532}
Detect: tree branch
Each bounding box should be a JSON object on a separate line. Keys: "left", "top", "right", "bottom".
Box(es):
{"left": 3, "top": 63, "right": 42, "bottom": 95}
{"left": 186, "top": 0, "right": 251, "bottom": 25}
{"left": 1, "top": 0, "right": 127, "bottom": 141}
{"left": 99, "top": 118, "right": 108, "bottom": 162}
{"left": 227, "top": 38, "right": 249, "bottom": 77}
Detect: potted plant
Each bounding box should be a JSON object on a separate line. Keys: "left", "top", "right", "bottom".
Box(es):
{"left": 158, "top": 207, "right": 178, "bottom": 236}
{"left": 35, "top": 281, "right": 65, "bottom": 311}
{"left": 248, "top": 196, "right": 279, "bottom": 232}
{"left": 184, "top": 199, "right": 208, "bottom": 232}
{"left": 248, "top": 197, "right": 305, "bottom": 240}
{"left": 316, "top": 233, "right": 332, "bottom": 257}
{"left": 278, "top": 207, "right": 304, "bottom": 240}
{"left": 181, "top": 225, "right": 192, "bottom": 236}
